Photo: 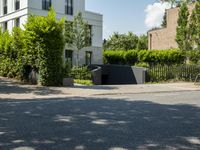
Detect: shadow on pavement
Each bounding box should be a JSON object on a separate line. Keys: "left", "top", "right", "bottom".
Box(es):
{"left": 0, "top": 78, "right": 62, "bottom": 95}
{"left": 0, "top": 97, "right": 200, "bottom": 150}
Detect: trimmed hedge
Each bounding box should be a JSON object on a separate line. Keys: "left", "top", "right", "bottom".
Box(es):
{"left": 104, "top": 49, "right": 185, "bottom": 66}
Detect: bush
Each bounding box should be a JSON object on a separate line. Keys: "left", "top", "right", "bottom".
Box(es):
{"left": 103, "top": 50, "right": 126, "bottom": 65}
{"left": 104, "top": 49, "right": 185, "bottom": 66}
{"left": 124, "top": 50, "right": 138, "bottom": 65}
{"left": 187, "top": 50, "right": 200, "bottom": 64}
{"left": 24, "top": 8, "right": 65, "bottom": 86}
{"left": 69, "top": 66, "right": 92, "bottom": 80}
{"left": 74, "top": 79, "right": 93, "bottom": 85}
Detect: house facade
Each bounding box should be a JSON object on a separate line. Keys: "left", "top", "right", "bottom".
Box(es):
{"left": 148, "top": 4, "right": 194, "bottom": 50}
{"left": 0, "top": 0, "right": 103, "bottom": 65}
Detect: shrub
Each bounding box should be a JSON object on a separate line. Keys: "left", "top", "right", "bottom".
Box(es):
{"left": 124, "top": 50, "right": 138, "bottom": 65}
{"left": 69, "top": 66, "right": 92, "bottom": 80}
{"left": 187, "top": 50, "right": 200, "bottom": 64}
{"left": 24, "top": 8, "right": 65, "bottom": 86}
{"left": 103, "top": 50, "right": 126, "bottom": 64}
{"left": 74, "top": 79, "right": 93, "bottom": 86}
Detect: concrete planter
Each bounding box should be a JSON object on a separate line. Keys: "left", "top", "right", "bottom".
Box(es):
{"left": 63, "top": 78, "right": 74, "bottom": 87}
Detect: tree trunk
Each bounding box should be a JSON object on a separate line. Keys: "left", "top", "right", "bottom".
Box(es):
{"left": 76, "top": 50, "right": 79, "bottom": 66}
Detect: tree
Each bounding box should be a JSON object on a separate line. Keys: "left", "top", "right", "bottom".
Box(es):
{"left": 160, "top": 0, "right": 178, "bottom": 7}
{"left": 137, "top": 35, "right": 148, "bottom": 50}
{"left": 189, "top": 2, "right": 200, "bottom": 49}
{"left": 176, "top": 2, "right": 190, "bottom": 56}
{"left": 24, "top": 7, "right": 65, "bottom": 86}
{"left": 103, "top": 32, "right": 139, "bottom": 51}
{"left": 160, "top": 0, "right": 199, "bottom": 7}
{"left": 188, "top": 1, "right": 200, "bottom": 63}
{"left": 161, "top": 10, "right": 167, "bottom": 27}
{"left": 65, "top": 12, "right": 91, "bottom": 66}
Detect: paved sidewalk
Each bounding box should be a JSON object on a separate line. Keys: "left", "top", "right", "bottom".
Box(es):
{"left": 0, "top": 77, "right": 199, "bottom": 100}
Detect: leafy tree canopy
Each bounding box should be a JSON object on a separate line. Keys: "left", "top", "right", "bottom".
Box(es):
{"left": 65, "top": 12, "right": 91, "bottom": 66}
{"left": 104, "top": 32, "right": 147, "bottom": 51}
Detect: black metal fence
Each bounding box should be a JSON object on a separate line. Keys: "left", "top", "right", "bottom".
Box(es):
{"left": 146, "top": 65, "right": 200, "bottom": 82}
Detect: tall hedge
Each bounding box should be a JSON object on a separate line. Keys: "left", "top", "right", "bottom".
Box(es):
{"left": 104, "top": 49, "right": 185, "bottom": 66}
{"left": 24, "top": 8, "right": 65, "bottom": 86}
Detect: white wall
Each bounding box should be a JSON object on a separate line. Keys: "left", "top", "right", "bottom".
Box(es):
{"left": 0, "top": 0, "right": 103, "bottom": 64}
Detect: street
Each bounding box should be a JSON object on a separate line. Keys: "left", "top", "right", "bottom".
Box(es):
{"left": 0, "top": 77, "right": 200, "bottom": 150}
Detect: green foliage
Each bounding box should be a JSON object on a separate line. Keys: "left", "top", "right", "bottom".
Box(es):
{"left": 24, "top": 7, "right": 65, "bottom": 86}
{"left": 104, "top": 49, "right": 185, "bottom": 66}
{"left": 161, "top": 10, "right": 167, "bottom": 27}
{"left": 0, "top": 27, "right": 25, "bottom": 79}
{"left": 135, "top": 62, "right": 150, "bottom": 68}
{"left": 74, "top": 79, "right": 93, "bottom": 85}
{"left": 187, "top": 50, "right": 200, "bottom": 64}
{"left": 0, "top": 8, "right": 65, "bottom": 86}
{"left": 188, "top": 2, "right": 200, "bottom": 52}
{"left": 160, "top": 0, "right": 197, "bottom": 8}
{"left": 103, "top": 50, "right": 127, "bottom": 64}
{"left": 176, "top": 2, "right": 190, "bottom": 55}
{"left": 69, "top": 66, "right": 92, "bottom": 80}
{"left": 137, "top": 35, "right": 148, "bottom": 50}
{"left": 176, "top": 1, "right": 200, "bottom": 63}
{"left": 103, "top": 32, "right": 148, "bottom": 51}
{"left": 65, "top": 12, "right": 91, "bottom": 66}
{"left": 125, "top": 50, "right": 138, "bottom": 65}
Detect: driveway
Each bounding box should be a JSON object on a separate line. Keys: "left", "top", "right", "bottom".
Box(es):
{"left": 0, "top": 77, "right": 200, "bottom": 150}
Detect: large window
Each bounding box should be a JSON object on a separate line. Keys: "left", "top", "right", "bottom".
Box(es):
{"left": 42, "top": 0, "right": 52, "bottom": 10}
{"left": 85, "top": 51, "right": 92, "bottom": 66}
{"left": 65, "top": 0, "right": 73, "bottom": 15}
{"left": 15, "top": 0, "right": 20, "bottom": 10}
{"left": 3, "top": 0, "right": 7, "bottom": 15}
{"left": 65, "top": 50, "right": 73, "bottom": 67}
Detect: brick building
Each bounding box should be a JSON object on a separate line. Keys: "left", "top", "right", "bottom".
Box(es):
{"left": 148, "top": 4, "right": 194, "bottom": 50}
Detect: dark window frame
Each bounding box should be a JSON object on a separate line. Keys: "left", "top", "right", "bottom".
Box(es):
{"left": 42, "top": 0, "right": 52, "bottom": 10}
{"left": 3, "top": 0, "right": 8, "bottom": 15}
{"left": 3, "top": 21, "right": 8, "bottom": 32}
{"left": 65, "top": 0, "right": 73, "bottom": 15}
{"left": 65, "top": 50, "right": 73, "bottom": 67}
{"left": 15, "top": 18, "right": 20, "bottom": 27}
{"left": 15, "top": 0, "right": 20, "bottom": 10}
{"left": 85, "top": 51, "right": 92, "bottom": 66}
{"left": 88, "top": 25, "right": 92, "bottom": 46}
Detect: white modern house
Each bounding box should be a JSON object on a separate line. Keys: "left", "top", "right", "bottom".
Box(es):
{"left": 0, "top": 0, "right": 103, "bottom": 65}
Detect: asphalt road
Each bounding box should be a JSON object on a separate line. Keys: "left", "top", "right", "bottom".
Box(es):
{"left": 1, "top": 90, "right": 200, "bottom": 150}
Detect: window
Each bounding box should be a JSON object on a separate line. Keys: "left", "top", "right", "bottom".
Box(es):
{"left": 15, "top": 0, "right": 20, "bottom": 10}
{"left": 85, "top": 51, "right": 92, "bottom": 65}
{"left": 65, "top": 0, "right": 73, "bottom": 15}
{"left": 42, "top": 0, "right": 52, "bottom": 10}
{"left": 3, "top": 0, "right": 7, "bottom": 15}
{"left": 3, "top": 21, "right": 8, "bottom": 32}
{"left": 15, "top": 18, "right": 20, "bottom": 27}
{"left": 65, "top": 50, "right": 73, "bottom": 67}
{"left": 88, "top": 25, "right": 92, "bottom": 46}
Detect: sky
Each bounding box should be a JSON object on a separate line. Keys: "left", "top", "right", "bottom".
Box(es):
{"left": 85, "top": 0, "right": 171, "bottom": 39}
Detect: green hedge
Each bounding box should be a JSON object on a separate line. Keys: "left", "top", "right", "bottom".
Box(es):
{"left": 104, "top": 49, "right": 185, "bottom": 66}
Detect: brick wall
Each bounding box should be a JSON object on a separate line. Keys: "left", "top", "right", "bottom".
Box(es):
{"left": 148, "top": 4, "right": 194, "bottom": 50}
